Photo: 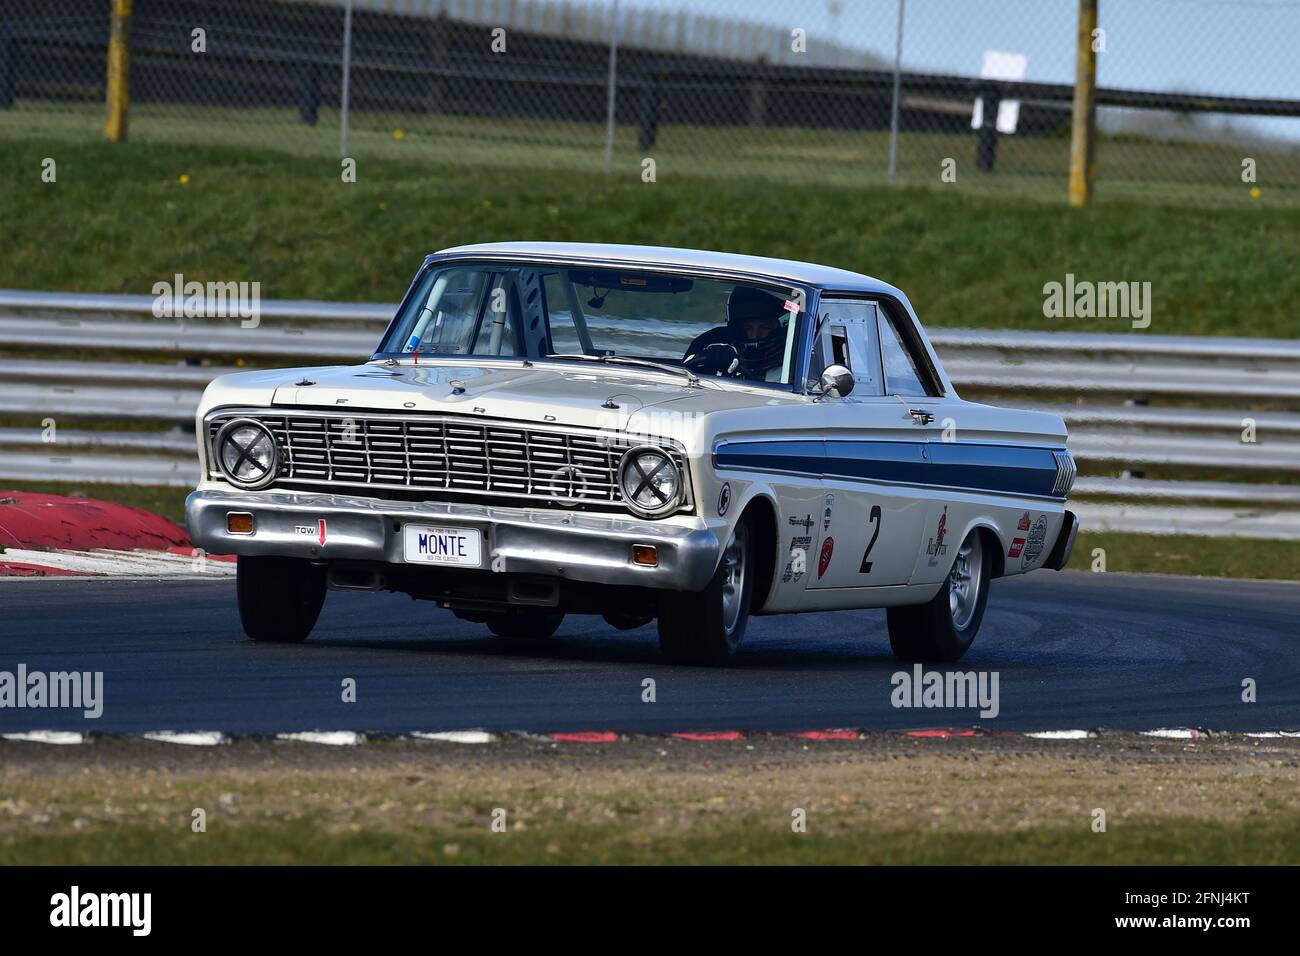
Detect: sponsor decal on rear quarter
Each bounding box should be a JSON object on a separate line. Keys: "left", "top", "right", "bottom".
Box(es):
{"left": 1022, "top": 514, "right": 1049, "bottom": 568}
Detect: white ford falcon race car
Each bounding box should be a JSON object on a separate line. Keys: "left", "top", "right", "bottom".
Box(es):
{"left": 187, "top": 242, "right": 1078, "bottom": 665}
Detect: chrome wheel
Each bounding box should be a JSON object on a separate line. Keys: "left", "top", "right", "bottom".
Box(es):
{"left": 719, "top": 522, "right": 748, "bottom": 636}
{"left": 947, "top": 532, "right": 984, "bottom": 631}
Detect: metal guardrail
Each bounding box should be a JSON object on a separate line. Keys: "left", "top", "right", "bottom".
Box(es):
{"left": 1, "top": 291, "right": 1297, "bottom": 539}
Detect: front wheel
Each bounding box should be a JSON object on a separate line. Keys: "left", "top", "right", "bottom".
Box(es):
{"left": 657, "top": 517, "right": 753, "bottom": 665}
{"left": 886, "top": 530, "right": 991, "bottom": 662}
{"left": 236, "top": 556, "right": 327, "bottom": 643}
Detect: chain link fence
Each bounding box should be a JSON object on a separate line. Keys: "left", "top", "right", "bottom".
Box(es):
{"left": 1, "top": 0, "right": 1297, "bottom": 203}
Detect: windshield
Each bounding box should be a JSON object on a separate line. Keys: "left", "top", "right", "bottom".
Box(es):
{"left": 378, "top": 262, "right": 806, "bottom": 388}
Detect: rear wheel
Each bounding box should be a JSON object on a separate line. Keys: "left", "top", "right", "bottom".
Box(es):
{"left": 657, "top": 517, "right": 752, "bottom": 665}
{"left": 236, "top": 556, "right": 327, "bottom": 643}
{"left": 485, "top": 610, "right": 564, "bottom": 640}
{"left": 886, "top": 530, "right": 991, "bottom": 662}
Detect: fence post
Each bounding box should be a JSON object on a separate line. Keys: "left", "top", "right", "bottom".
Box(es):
{"left": 636, "top": 78, "right": 659, "bottom": 152}
{"left": 0, "top": 34, "right": 14, "bottom": 109}
{"left": 1069, "top": 0, "right": 1098, "bottom": 206}
{"left": 975, "top": 83, "right": 1001, "bottom": 171}
{"left": 300, "top": 65, "right": 321, "bottom": 125}
{"left": 603, "top": 0, "right": 619, "bottom": 173}
{"left": 105, "top": 0, "right": 134, "bottom": 142}
{"left": 339, "top": 0, "right": 353, "bottom": 158}
{"left": 887, "top": 0, "right": 905, "bottom": 182}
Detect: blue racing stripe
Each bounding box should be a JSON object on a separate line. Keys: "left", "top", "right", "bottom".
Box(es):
{"left": 715, "top": 439, "right": 1065, "bottom": 498}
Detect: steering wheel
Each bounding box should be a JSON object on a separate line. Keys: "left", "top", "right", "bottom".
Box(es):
{"left": 683, "top": 342, "right": 741, "bottom": 376}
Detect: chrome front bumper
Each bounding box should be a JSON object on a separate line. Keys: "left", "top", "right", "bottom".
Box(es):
{"left": 186, "top": 489, "right": 722, "bottom": 591}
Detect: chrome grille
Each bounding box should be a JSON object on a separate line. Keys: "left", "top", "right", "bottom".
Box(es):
{"left": 1052, "top": 449, "right": 1077, "bottom": 497}
{"left": 206, "top": 410, "right": 689, "bottom": 512}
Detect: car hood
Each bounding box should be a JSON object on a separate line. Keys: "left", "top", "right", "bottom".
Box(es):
{"left": 203, "top": 360, "right": 713, "bottom": 431}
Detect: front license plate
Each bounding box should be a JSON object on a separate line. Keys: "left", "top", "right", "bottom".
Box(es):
{"left": 403, "top": 525, "right": 483, "bottom": 566}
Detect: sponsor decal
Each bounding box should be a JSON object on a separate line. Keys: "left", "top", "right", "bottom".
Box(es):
{"left": 926, "top": 506, "right": 949, "bottom": 566}
{"left": 788, "top": 513, "right": 814, "bottom": 533}
{"left": 818, "top": 537, "right": 835, "bottom": 578}
{"left": 1022, "top": 514, "right": 1048, "bottom": 568}
{"left": 1017, "top": 512, "right": 1032, "bottom": 532}
{"left": 717, "top": 482, "right": 732, "bottom": 517}
{"left": 822, "top": 493, "right": 834, "bottom": 531}
{"left": 1008, "top": 537, "right": 1026, "bottom": 559}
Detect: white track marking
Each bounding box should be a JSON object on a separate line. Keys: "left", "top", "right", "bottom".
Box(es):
{"left": 1, "top": 547, "right": 235, "bottom": 577}
{"left": 1025, "top": 729, "right": 1092, "bottom": 739}
{"left": 410, "top": 730, "right": 496, "bottom": 744}
{"left": 1244, "top": 731, "right": 1300, "bottom": 738}
{"left": 2, "top": 730, "right": 86, "bottom": 745}
{"left": 276, "top": 731, "right": 363, "bottom": 746}
{"left": 141, "top": 731, "right": 228, "bottom": 746}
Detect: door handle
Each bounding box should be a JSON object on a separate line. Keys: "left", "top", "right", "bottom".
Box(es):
{"left": 908, "top": 409, "right": 935, "bottom": 425}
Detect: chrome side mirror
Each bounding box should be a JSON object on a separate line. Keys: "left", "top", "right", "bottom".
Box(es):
{"left": 819, "top": 364, "right": 854, "bottom": 398}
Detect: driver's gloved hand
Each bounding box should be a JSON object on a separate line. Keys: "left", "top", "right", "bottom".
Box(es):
{"left": 685, "top": 342, "right": 740, "bottom": 376}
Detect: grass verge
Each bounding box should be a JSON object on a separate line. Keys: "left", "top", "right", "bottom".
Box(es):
{"left": 1068, "top": 531, "right": 1299, "bottom": 580}
{"left": 2, "top": 139, "right": 1297, "bottom": 337}
{"left": 2, "top": 735, "right": 1297, "bottom": 865}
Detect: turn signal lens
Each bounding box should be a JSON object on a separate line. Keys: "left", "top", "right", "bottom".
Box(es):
{"left": 226, "top": 512, "right": 255, "bottom": 535}
{"left": 632, "top": 544, "right": 658, "bottom": 567}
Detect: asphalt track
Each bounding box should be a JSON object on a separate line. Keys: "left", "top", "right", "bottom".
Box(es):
{"left": 1, "top": 572, "right": 1296, "bottom": 734}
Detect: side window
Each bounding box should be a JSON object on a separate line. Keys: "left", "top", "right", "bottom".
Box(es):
{"left": 877, "top": 309, "right": 934, "bottom": 397}
{"left": 811, "top": 298, "right": 884, "bottom": 397}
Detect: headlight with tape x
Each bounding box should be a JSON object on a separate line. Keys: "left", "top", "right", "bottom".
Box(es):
{"left": 214, "top": 418, "right": 279, "bottom": 490}
{"left": 618, "top": 445, "right": 683, "bottom": 518}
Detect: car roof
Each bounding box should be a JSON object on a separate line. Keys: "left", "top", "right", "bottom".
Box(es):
{"left": 430, "top": 241, "right": 902, "bottom": 295}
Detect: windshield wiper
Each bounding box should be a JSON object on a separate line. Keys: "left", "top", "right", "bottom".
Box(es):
{"left": 546, "top": 353, "right": 700, "bottom": 388}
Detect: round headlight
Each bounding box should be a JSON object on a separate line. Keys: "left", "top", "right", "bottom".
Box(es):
{"left": 619, "top": 445, "right": 683, "bottom": 518}
{"left": 214, "top": 418, "right": 279, "bottom": 490}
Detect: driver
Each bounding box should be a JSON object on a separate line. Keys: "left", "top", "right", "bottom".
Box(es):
{"left": 726, "top": 286, "right": 787, "bottom": 381}
{"left": 682, "top": 286, "right": 788, "bottom": 381}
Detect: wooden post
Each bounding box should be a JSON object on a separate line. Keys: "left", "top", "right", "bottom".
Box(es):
{"left": 105, "top": 0, "right": 134, "bottom": 142}
{"left": 1068, "top": 0, "right": 1098, "bottom": 206}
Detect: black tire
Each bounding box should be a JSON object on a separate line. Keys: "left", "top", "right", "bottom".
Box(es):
{"left": 657, "top": 517, "right": 753, "bottom": 665}
{"left": 485, "top": 610, "right": 564, "bottom": 640}
{"left": 887, "top": 529, "right": 991, "bottom": 662}
{"left": 236, "top": 555, "right": 327, "bottom": 643}
{"left": 602, "top": 611, "right": 654, "bottom": 631}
